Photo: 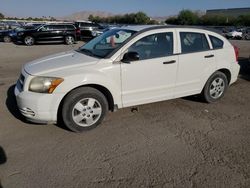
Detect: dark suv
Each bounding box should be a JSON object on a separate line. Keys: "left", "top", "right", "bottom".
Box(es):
{"left": 74, "top": 21, "right": 104, "bottom": 39}
{"left": 243, "top": 28, "right": 250, "bottom": 40}
{"left": 16, "top": 24, "right": 78, "bottom": 46}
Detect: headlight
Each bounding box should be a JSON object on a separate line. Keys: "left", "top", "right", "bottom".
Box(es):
{"left": 91, "top": 31, "right": 97, "bottom": 37}
{"left": 29, "top": 77, "right": 64, "bottom": 94}
{"left": 18, "top": 32, "right": 24, "bottom": 36}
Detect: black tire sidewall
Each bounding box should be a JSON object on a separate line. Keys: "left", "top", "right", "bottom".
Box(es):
{"left": 62, "top": 87, "right": 108, "bottom": 132}
{"left": 203, "top": 72, "right": 228, "bottom": 103}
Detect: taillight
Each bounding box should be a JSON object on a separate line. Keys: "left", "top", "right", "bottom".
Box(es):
{"left": 76, "top": 28, "right": 81, "bottom": 34}
{"left": 233, "top": 45, "right": 239, "bottom": 62}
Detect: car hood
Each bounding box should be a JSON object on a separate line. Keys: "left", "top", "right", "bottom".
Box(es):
{"left": 24, "top": 50, "right": 99, "bottom": 75}
{"left": 0, "top": 30, "right": 9, "bottom": 34}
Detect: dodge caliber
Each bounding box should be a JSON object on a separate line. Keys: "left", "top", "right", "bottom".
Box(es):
{"left": 15, "top": 26, "right": 240, "bottom": 132}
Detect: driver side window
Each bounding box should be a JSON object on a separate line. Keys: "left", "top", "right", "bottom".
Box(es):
{"left": 40, "top": 26, "right": 52, "bottom": 32}
{"left": 128, "top": 32, "right": 173, "bottom": 60}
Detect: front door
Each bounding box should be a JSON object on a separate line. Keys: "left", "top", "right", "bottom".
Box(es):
{"left": 121, "top": 31, "right": 178, "bottom": 107}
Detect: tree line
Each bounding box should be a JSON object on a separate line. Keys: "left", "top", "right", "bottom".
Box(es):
{"left": 1, "top": 10, "right": 250, "bottom": 26}
{"left": 166, "top": 10, "right": 250, "bottom": 26}
{"left": 89, "top": 12, "right": 158, "bottom": 25}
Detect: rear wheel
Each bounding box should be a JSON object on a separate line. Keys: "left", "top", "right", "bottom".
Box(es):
{"left": 62, "top": 87, "right": 108, "bottom": 132}
{"left": 24, "top": 36, "right": 35, "bottom": 46}
{"left": 202, "top": 71, "right": 228, "bottom": 103}
{"left": 65, "top": 35, "right": 75, "bottom": 45}
{"left": 3, "top": 36, "right": 11, "bottom": 43}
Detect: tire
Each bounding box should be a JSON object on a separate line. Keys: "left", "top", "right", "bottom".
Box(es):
{"left": 202, "top": 71, "right": 228, "bottom": 103}
{"left": 62, "top": 87, "right": 108, "bottom": 132}
{"left": 24, "top": 36, "right": 35, "bottom": 46}
{"left": 65, "top": 35, "right": 75, "bottom": 45}
{"left": 3, "top": 36, "right": 11, "bottom": 43}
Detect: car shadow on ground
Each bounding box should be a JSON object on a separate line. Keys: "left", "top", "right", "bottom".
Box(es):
{"left": 0, "top": 146, "right": 7, "bottom": 165}
{"left": 5, "top": 85, "right": 27, "bottom": 123}
{"left": 0, "top": 146, "right": 7, "bottom": 188}
{"left": 238, "top": 57, "right": 250, "bottom": 81}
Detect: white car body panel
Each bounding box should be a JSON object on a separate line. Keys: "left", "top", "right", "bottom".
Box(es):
{"left": 15, "top": 26, "right": 240, "bottom": 123}
{"left": 118, "top": 29, "right": 178, "bottom": 107}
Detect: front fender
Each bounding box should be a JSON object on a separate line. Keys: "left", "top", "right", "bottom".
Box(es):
{"left": 53, "top": 68, "right": 122, "bottom": 108}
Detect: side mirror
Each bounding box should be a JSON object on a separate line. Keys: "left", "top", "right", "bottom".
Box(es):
{"left": 122, "top": 51, "right": 140, "bottom": 63}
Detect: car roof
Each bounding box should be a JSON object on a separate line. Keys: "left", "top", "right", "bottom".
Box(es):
{"left": 120, "top": 25, "right": 219, "bottom": 33}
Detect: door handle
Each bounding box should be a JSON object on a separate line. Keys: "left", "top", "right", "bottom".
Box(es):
{"left": 163, "top": 60, "right": 176, "bottom": 64}
{"left": 204, "top": 55, "right": 214, "bottom": 58}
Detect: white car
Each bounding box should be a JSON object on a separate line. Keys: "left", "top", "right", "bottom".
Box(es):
{"left": 15, "top": 26, "right": 240, "bottom": 132}
{"left": 225, "top": 30, "right": 243, "bottom": 39}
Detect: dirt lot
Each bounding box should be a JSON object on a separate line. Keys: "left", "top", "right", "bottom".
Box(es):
{"left": 0, "top": 40, "right": 250, "bottom": 188}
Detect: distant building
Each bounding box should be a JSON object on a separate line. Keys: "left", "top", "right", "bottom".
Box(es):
{"left": 206, "top": 7, "right": 250, "bottom": 17}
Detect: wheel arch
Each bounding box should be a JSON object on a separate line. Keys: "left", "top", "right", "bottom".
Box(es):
{"left": 202, "top": 68, "right": 231, "bottom": 93}
{"left": 57, "top": 84, "right": 115, "bottom": 123}
{"left": 217, "top": 68, "right": 231, "bottom": 84}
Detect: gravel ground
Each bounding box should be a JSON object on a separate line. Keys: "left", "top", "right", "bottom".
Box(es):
{"left": 0, "top": 40, "right": 250, "bottom": 188}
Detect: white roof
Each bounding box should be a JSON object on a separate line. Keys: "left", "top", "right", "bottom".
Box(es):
{"left": 121, "top": 25, "right": 159, "bottom": 31}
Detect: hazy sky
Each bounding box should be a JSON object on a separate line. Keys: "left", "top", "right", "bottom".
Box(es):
{"left": 0, "top": 0, "right": 250, "bottom": 17}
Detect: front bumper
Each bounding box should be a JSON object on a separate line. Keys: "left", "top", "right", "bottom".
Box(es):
{"left": 14, "top": 84, "right": 64, "bottom": 124}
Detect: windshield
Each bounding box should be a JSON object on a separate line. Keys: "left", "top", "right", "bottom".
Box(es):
{"left": 14, "top": 27, "right": 25, "bottom": 32}
{"left": 77, "top": 29, "right": 137, "bottom": 58}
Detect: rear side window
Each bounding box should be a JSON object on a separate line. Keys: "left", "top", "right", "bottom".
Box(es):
{"left": 180, "top": 32, "right": 210, "bottom": 53}
{"left": 52, "top": 25, "right": 66, "bottom": 30}
{"left": 209, "top": 35, "right": 224, "bottom": 49}
{"left": 65, "top": 25, "right": 75, "bottom": 30}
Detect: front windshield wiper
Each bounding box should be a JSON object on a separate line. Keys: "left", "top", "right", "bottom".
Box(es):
{"left": 78, "top": 48, "right": 94, "bottom": 56}
{"left": 77, "top": 48, "right": 103, "bottom": 58}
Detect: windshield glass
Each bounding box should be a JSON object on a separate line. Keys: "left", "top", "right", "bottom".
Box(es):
{"left": 14, "top": 27, "right": 25, "bottom": 32}
{"left": 77, "top": 29, "right": 137, "bottom": 58}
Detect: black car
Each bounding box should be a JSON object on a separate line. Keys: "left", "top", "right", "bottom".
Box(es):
{"left": 74, "top": 21, "right": 104, "bottom": 39}
{"left": 16, "top": 24, "right": 78, "bottom": 46}
{"left": 0, "top": 26, "right": 36, "bottom": 42}
{"left": 243, "top": 28, "right": 250, "bottom": 40}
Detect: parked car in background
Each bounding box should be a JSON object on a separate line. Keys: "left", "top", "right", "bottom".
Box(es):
{"left": 15, "top": 25, "right": 240, "bottom": 132}
{"left": 4, "top": 21, "right": 22, "bottom": 29}
{"left": 74, "top": 21, "right": 105, "bottom": 39}
{"left": 0, "top": 25, "right": 36, "bottom": 42}
{"left": 16, "top": 24, "right": 78, "bottom": 45}
{"left": 0, "top": 22, "right": 8, "bottom": 30}
{"left": 91, "top": 26, "right": 118, "bottom": 37}
{"left": 225, "top": 29, "right": 243, "bottom": 39}
{"left": 242, "top": 28, "right": 250, "bottom": 40}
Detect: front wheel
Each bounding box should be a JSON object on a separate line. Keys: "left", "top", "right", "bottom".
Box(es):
{"left": 24, "top": 36, "right": 35, "bottom": 46}
{"left": 3, "top": 36, "right": 11, "bottom": 43}
{"left": 202, "top": 71, "right": 228, "bottom": 103}
{"left": 65, "top": 35, "right": 75, "bottom": 45}
{"left": 62, "top": 87, "right": 108, "bottom": 132}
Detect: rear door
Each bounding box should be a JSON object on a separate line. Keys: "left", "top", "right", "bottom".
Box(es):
{"left": 50, "top": 25, "right": 65, "bottom": 41}
{"left": 175, "top": 30, "right": 216, "bottom": 98}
